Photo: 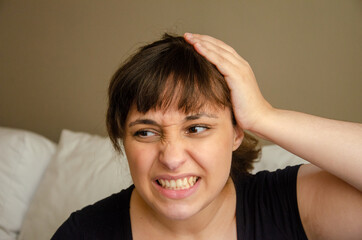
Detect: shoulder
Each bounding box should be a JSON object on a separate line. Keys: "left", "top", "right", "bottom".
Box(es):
{"left": 235, "top": 164, "right": 301, "bottom": 194}
{"left": 52, "top": 185, "right": 134, "bottom": 240}
{"left": 76, "top": 185, "right": 133, "bottom": 220}
{"left": 297, "top": 164, "right": 362, "bottom": 239}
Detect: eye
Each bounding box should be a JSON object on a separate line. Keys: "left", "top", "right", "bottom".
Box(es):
{"left": 187, "top": 125, "right": 209, "bottom": 134}
{"left": 134, "top": 130, "right": 157, "bottom": 138}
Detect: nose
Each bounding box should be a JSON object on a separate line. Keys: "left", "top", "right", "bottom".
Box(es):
{"left": 158, "top": 139, "right": 187, "bottom": 171}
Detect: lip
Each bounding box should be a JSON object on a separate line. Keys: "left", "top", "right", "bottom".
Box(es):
{"left": 152, "top": 175, "right": 201, "bottom": 200}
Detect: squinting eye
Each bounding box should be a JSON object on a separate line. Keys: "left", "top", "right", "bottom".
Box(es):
{"left": 134, "top": 130, "right": 156, "bottom": 137}
{"left": 187, "top": 126, "right": 209, "bottom": 134}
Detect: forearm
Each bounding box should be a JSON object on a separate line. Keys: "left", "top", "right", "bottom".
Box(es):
{"left": 251, "top": 108, "right": 362, "bottom": 191}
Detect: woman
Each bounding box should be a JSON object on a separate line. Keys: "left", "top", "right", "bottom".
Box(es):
{"left": 53, "top": 33, "right": 362, "bottom": 239}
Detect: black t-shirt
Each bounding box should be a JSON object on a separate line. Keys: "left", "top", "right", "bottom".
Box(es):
{"left": 52, "top": 165, "right": 308, "bottom": 239}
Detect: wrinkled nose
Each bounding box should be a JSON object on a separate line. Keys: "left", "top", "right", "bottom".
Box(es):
{"left": 158, "top": 140, "right": 187, "bottom": 171}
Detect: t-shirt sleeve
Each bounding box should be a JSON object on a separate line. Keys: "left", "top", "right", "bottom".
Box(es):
{"left": 237, "top": 165, "right": 308, "bottom": 240}
{"left": 52, "top": 213, "right": 84, "bottom": 239}
{"left": 51, "top": 187, "right": 133, "bottom": 240}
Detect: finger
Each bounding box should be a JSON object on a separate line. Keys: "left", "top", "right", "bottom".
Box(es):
{"left": 184, "top": 33, "right": 252, "bottom": 85}
{"left": 184, "top": 33, "right": 248, "bottom": 68}
{"left": 185, "top": 33, "right": 241, "bottom": 59}
{"left": 185, "top": 33, "right": 235, "bottom": 55}
{"left": 195, "top": 38, "right": 248, "bottom": 67}
{"left": 193, "top": 40, "right": 251, "bottom": 81}
{"left": 193, "top": 41, "right": 245, "bottom": 80}
{"left": 194, "top": 41, "right": 238, "bottom": 69}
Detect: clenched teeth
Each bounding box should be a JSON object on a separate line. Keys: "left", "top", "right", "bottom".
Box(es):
{"left": 158, "top": 176, "right": 198, "bottom": 190}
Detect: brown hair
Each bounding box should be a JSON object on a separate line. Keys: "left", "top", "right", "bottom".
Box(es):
{"left": 107, "top": 33, "right": 260, "bottom": 176}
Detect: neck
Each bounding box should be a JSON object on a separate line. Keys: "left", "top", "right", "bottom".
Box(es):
{"left": 131, "top": 178, "right": 237, "bottom": 239}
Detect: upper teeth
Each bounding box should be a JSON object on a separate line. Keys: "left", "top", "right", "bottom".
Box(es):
{"left": 158, "top": 176, "right": 198, "bottom": 190}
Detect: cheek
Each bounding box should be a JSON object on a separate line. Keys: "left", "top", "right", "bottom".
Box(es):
{"left": 190, "top": 132, "right": 234, "bottom": 175}
{"left": 124, "top": 140, "right": 157, "bottom": 181}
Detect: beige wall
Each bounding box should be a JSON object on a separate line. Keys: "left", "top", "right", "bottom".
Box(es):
{"left": 0, "top": 0, "right": 361, "bottom": 142}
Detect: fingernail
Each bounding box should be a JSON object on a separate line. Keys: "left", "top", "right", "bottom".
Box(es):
{"left": 184, "top": 33, "right": 193, "bottom": 39}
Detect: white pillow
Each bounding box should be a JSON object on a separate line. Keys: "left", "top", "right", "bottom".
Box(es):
{"left": 18, "top": 130, "right": 132, "bottom": 240}
{"left": 252, "top": 144, "right": 309, "bottom": 174}
{"left": 17, "top": 130, "right": 306, "bottom": 240}
{"left": 0, "top": 127, "right": 56, "bottom": 240}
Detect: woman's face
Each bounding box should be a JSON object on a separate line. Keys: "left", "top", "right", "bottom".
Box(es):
{"left": 123, "top": 104, "right": 243, "bottom": 221}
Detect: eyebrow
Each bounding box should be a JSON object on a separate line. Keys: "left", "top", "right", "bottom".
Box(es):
{"left": 128, "top": 119, "right": 160, "bottom": 127}
{"left": 128, "top": 113, "right": 218, "bottom": 127}
{"left": 185, "top": 113, "right": 218, "bottom": 121}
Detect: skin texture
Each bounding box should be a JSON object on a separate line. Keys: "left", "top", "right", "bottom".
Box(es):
{"left": 184, "top": 33, "right": 362, "bottom": 239}
{"left": 124, "top": 104, "right": 243, "bottom": 239}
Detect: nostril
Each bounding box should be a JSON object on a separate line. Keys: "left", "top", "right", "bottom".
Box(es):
{"left": 158, "top": 143, "right": 187, "bottom": 171}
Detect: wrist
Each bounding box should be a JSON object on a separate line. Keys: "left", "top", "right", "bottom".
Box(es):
{"left": 245, "top": 102, "right": 277, "bottom": 138}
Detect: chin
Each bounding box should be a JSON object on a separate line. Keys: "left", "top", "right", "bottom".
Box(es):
{"left": 159, "top": 204, "right": 200, "bottom": 221}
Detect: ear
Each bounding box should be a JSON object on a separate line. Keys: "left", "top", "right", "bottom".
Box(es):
{"left": 232, "top": 125, "right": 244, "bottom": 151}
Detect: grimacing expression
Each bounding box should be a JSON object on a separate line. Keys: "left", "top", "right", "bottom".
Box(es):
{"left": 123, "top": 103, "right": 243, "bottom": 220}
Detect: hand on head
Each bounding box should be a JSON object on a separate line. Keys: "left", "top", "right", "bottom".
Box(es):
{"left": 184, "top": 33, "right": 273, "bottom": 132}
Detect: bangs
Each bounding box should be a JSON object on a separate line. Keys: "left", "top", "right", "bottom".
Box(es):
{"left": 134, "top": 37, "right": 231, "bottom": 114}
